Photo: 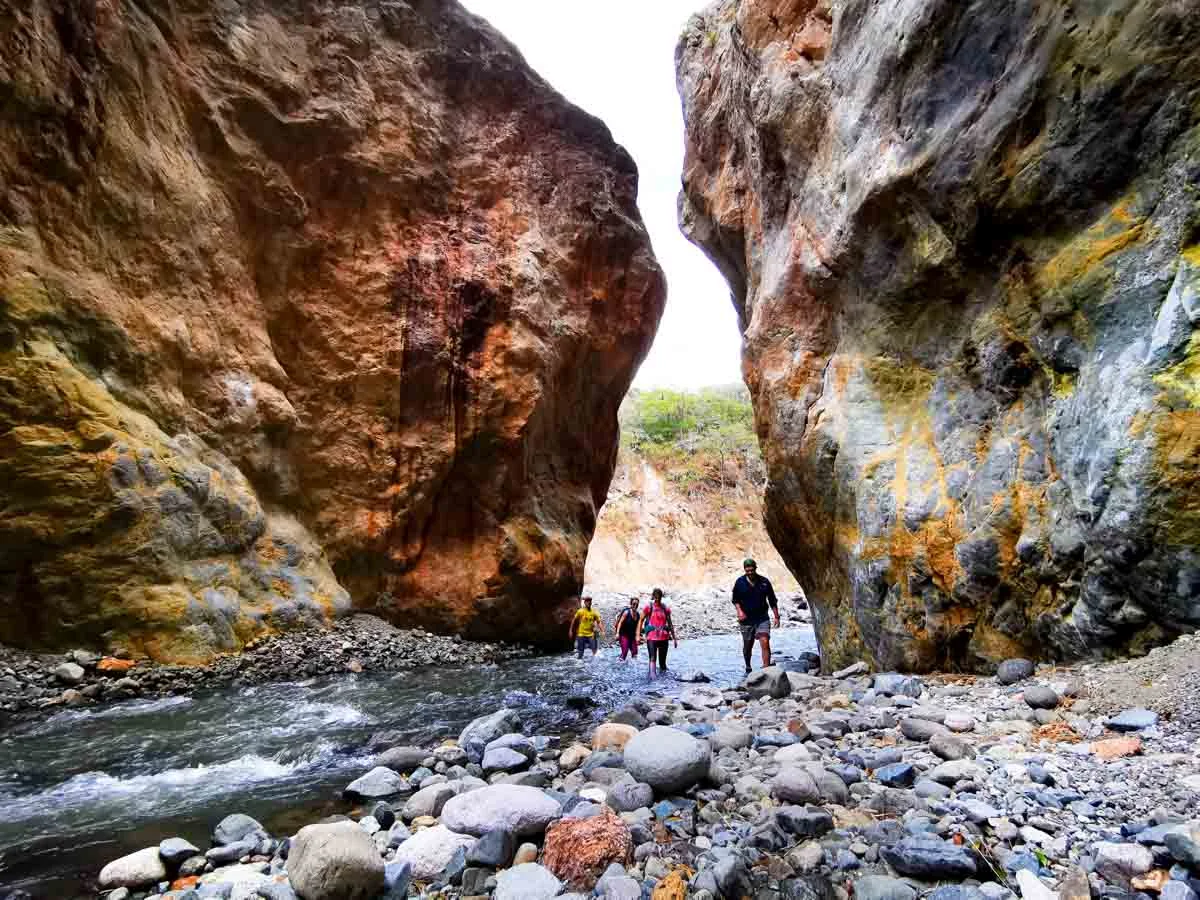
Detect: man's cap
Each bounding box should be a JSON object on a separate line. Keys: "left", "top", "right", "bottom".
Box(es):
{"left": 743, "top": 558, "right": 757, "bottom": 568}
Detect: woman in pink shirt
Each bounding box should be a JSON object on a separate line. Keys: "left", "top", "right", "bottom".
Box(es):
{"left": 637, "top": 588, "right": 677, "bottom": 677}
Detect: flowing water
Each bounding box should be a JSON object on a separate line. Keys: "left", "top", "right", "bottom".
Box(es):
{"left": 0, "top": 628, "right": 816, "bottom": 897}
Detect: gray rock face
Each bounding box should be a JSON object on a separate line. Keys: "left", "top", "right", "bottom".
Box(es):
{"left": 996, "top": 659, "right": 1035, "bottom": 684}
{"left": 440, "top": 784, "right": 560, "bottom": 837}
{"left": 622, "top": 726, "right": 711, "bottom": 794}
{"left": 678, "top": 0, "right": 1200, "bottom": 672}
{"left": 287, "top": 821, "right": 385, "bottom": 900}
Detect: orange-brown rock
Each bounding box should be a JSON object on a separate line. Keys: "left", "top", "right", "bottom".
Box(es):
{"left": 96, "top": 658, "right": 136, "bottom": 674}
{"left": 1092, "top": 737, "right": 1142, "bottom": 760}
{"left": 0, "top": 1, "right": 664, "bottom": 661}
{"left": 651, "top": 869, "right": 690, "bottom": 900}
{"left": 678, "top": 0, "right": 1200, "bottom": 670}
{"left": 542, "top": 807, "right": 632, "bottom": 890}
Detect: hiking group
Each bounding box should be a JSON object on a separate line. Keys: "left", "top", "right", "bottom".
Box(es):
{"left": 567, "top": 558, "right": 781, "bottom": 677}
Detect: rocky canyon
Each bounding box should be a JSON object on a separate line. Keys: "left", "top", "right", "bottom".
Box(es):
{"left": 679, "top": 0, "right": 1200, "bottom": 671}
{"left": 0, "top": 0, "right": 665, "bottom": 662}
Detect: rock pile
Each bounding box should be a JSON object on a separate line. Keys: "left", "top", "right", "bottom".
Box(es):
{"left": 91, "top": 642, "right": 1200, "bottom": 900}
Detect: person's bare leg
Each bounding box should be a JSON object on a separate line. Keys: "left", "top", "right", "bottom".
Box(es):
{"left": 759, "top": 634, "right": 771, "bottom": 668}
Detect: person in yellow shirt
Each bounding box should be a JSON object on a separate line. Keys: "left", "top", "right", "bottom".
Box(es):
{"left": 569, "top": 596, "right": 604, "bottom": 658}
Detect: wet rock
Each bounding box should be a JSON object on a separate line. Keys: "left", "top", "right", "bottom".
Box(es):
{"left": 287, "top": 821, "right": 385, "bottom": 900}
{"left": 390, "top": 825, "right": 475, "bottom": 880}
{"left": 997, "top": 660, "right": 1036, "bottom": 685}
{"left": 213, "top": 814, "right": 267, "bottom": 847}
{"left": 343, "top": 767, "right": 408, "bottom": 801}
{"left": 441, "top": 784, "right": 560, "bottom": 837}
{"left": 495, "top": 862, "right": 562, "bottom": 900}
{"left": 880, "top": 837, "right": 977, "bottom": 879}
{"left": 98, "top": 848, "right": 168, "bottom": 890}
{"left": 460, "top": 710, "right": 522, "bottom": 764}
{"left": 622, "top": 726, "right": 710, "bottom": 794}
{"left": 158, "top": 837, "right": 200, "bottom": 867}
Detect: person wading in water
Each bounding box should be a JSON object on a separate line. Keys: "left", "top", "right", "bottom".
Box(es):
{"left": 638, "top": 588, "right": 677, "bottom": 677}
{"left": 732, "top": 558, "right": 780, "bottom": 674}
{"left": 614, "top": 596, "right": 641, "bottom": 661}
{"left": 568, "top": 596, "right": 604, "bottom": 659}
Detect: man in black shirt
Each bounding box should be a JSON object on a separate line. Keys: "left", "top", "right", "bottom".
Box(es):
{"left": 732, "top": 558, "right": 780, "bottom": 674}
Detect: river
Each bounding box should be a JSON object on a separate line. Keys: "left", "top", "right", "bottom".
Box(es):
{"left": 0, "top": 628, "right": 816, "bottom": 897}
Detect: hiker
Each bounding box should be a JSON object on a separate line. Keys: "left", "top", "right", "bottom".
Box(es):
{"left": 568, "top": 596, "right": 604, "bottom": 659}
{"left": 733, "top": 558, "right": 780, "bottom": 673}
{"left": 638, "top": 588, "right": 677, "bottom": 677}
{"left": 614, "top": 596, "right": 641, "bottom": 661}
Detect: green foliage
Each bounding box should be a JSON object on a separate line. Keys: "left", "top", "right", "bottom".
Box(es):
{"left": 620, "top": 385, "right": 765, "bottom": 491}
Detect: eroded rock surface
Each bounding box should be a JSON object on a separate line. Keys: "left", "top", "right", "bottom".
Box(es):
{"left": 678, "top": 0, "right": 1200, "bottom": 671}
{"left": 0, "top": 0, "right": 664, "bottom": 660}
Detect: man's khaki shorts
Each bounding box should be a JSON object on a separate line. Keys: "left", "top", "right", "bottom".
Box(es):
{"left": 740, "top": 620, "right": 771, "bottom": 642}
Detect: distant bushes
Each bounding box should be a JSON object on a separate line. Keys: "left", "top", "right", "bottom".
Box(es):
{"left": 619, "top": 385, "right": 764, "bottom": 491}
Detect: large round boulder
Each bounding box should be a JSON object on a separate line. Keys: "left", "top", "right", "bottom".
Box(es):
{"left": 287, "top": 821, "right": 385, "bottom": 900}
{"left": 440, "top": 784, "right": 560, "bottom": 837}
{"left": 622, "top": 726, "right": 711, "bottom": 794}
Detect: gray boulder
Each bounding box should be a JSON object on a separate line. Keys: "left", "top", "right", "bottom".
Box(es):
{"left": 53, "top": 662, "right": 85, "bottom": 684}
{"left": 873, "top": 673, "right": 923, "bottom": 698}
{"left": 485, "top": 733, "right": 538, "bottom": 762}
{"left": 466, "top": 829, "right": 515, "bottom": 868}
{"left": 391, "top": 825, "right": 475, "bottom": 880}
{"left": 622, "top": 725, "right": 711, "bottom": 794}
{"left": 98, "top": 848, "right": 168, "bottom": 890}
{"left": 441, "top": 784, "right": 560, "bottom": 837}
{"left": 744, "top": 666, "right": 792, "bottom": 699}
{"left": 287, "top": 821, "right": 385, "bottom": 900}
{"left": 460, "top": 709, "right": 521, "bottom": 764}
{"left": 996, "top": 659, "right": 1035, "bottom": 684}
{"left": 374, "top": 746, "right": 427, "bottom": 772}
{"left": 344, "top": 766, "right": 409, "bottom": 801}
{"left": 213, "top": 813, "right": 267, "bottom": 846}
{"left": 607, "top": 780, "right": 654, "bottom": 812}
{"left": 881, "top": 837, "right": 977, "bottom": 879}
{"left": 771, "top": 767, "right": 820, "bottom": 804}
{"left": 483, "top": 747, "right": 530, "bottom": 774}
{"left": 1023, "top": 685, "right": 1060, "bottom": 709}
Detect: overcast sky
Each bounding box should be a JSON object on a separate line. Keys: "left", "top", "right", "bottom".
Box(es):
{"left": 460, "top": 0, "right": 743, "bottom": 390}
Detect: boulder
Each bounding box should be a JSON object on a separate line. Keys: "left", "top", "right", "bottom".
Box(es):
{"left": 53, "top": 662, "right": 85, "bottom": 684}
{"left": 880, "top": 837, "right": 977, "bottom": 879}
{"left": 855, "top": 876, "right": 917, "bottom": 900}
{"left": 495, "top": 863, "right": 562, "bottom": 900}
{"left": 997, "top": 659, "right": 1035, "bottom": 684}
{"left": 543, "top": 807, "right": 632, "bottom": 889}
{"left": 402, "top": 782, "right": 458, "bottom": 821}
{"left": 441, "top": 784, "right": 561, "bottom": 837}
{"left": 374, "top": 747, "right": 427, "bottom": 772}
{"left": 873, "top": 673, "right": 923, "bottom": 698}
{"left": 213, "top": 814, "right": 267, "bottom": 847}
{"left": 771, "top": 767, "right": 821, "bottom": 805}
{"left": 744, "top": 666, "right": 791, "bottom": 699}
{"left": 485, "top": 734, "right": 538, "bottom": 762}
{"left": 606, "top": 780, "right": 654, "bottom": 813}
{"left": 622, "top": 726, "right": 710, "bottom": 795}
{"left": 559, "top": 744, "right": 592, "bottom": 772}
{"left": 460, "top": 709, "right": 522, "bottom": 764}
{"left": 391, "top": 825, "right": 475, "bottom": 880}
{"left": 712, "top": 722, "right": 754, "bottom": 751}
{"left": 592, "top": 723, "right": 639, "bottom": 751}
{"left": 98, "top": 848, "right": 168, "bottom": 890}
{"left": 1023, "top": 686, "right": 1060, "bottom": 709}
{"left": 483, "top": 747, "right": 530, "bottom": 774}
{"left": 287, "top": 821, "right": 385, "bottom": 900}
{"left": 344, "top": 767, "right": 409, "bottom": 801}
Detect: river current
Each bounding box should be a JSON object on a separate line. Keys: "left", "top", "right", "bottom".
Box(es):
{"left": 0, "top": 628, "right": 816, "bottom": 897}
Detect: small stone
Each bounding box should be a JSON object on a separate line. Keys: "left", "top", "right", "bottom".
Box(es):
{"left": 931, "top": 732, "right": 974, "bottom": 761}
{"left": 514, "top": 842, "right": 539, "bottom": 865}
{"left": 593, "top": 723, "right": 639, "bottom": 751}
{"left": 1107, "top": 708, "right": 1158, "bottom": 731}
{"left": 158, "top": 837, "right": 199, "bottom": 866}
{"left": 1023, "top": 685, "right": 1060, "bottom": 709}
{"left": 875, "top": 763, "right": 917, "bottom": 787}
{"left": 482, "top": 746, "right": 530, "bottom": 774}
{"left": 53, "top": 662, "right": 85, "bottom": 684}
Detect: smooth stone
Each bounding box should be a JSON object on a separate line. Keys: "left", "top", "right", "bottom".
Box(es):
{"left": 855, "top": 875, "right": 917, "bottom": 900}
{"left": 441, "top": 784, "right": 560, "bottom": 837}
{"left": 374, "top": 746, "right": 427, "bottom": 772}
{"left": 287, "top": 821, "right": 385, "bottom": 900}
{"left": 513, "top": 842, "right": 539, "bottom": 865}
{"left": 460, "top": 708, "right": 522, "bottom": 764}
{"left": 944, "top": 713, "right": 976, "bottom": 732}
{"left": 213, "top": 814, "right": 267, "bottom": 846}
{"left": 592, "top": 723, "right": 639, "bottom": 751}
{"left": 744, "top": 666, "right": 792, "bottom": 699}
{"left": 343, "top": 767, "right": 408, "bottom": 801}
{"left": 466, "top": 828, "right": 515, "bottom": 868}
{"left": 1107, "top": 708, "right": 1159, "bottom": 731}
{"left": 607, "top": 780, "right": 654, "bottom": 813}
{"left": 900, "top": 718, "right": 945, "bottom": 741}
{"left": 1024, "top": 686, "right": 1060, "bottom": 710}
{"left": 880, "top": 837, "right": 977, "bottom": 879}
{"left": 390, "top": 825, "right": 475, "bottom": 880}
{"left": 771, "top": 767, "right": 820, "bottom": 804}
{"left": 873, "top": 673, "right": 924, "bottom": 698}
{"left": 712, "top": 723, "right": 754, "bottom": 751}
{"left": 622, "top": 726, "right": 710, "bottom": 794}
{"left": 774, "top": 744, "right": 815, "bottom": 764}
{"left": 98, "top": 848, "right": 168, "bottom": 890}
{"left": 930, "top": 732, "right": 974, "bottom": 761}
{"left": 486, "top": 733, "right": 538, "bottom": 761}
{"left": 53, "top": 662, "right": 85, "bottom": 684}
{"left": 494, "top": 862, "right": 562, "bottom": 900}
{"left": 483, "top": 747, "right": 530, "bottom": 774}
{"left": 159, "top": 837, "right": 200, "bottom": 866}
{"left": 997, "top": 659, "right": 1035, "bottom": 685}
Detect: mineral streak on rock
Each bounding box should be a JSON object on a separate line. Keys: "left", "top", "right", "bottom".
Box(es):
{"left": 678, "top": 0, "right": 1200, "bottom": 671}
{"left": 0, "top": 0, "right": 665, "bottom": 661}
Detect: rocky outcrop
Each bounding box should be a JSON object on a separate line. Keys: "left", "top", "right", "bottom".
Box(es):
{"left": 0, "top": 0, "right": 664, "bottom": 661}
{"left": 678, "top": 0, "right": 1200, "bottom": 670}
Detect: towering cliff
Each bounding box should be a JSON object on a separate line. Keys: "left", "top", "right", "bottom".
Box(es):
{"left": 0, "top": 0, "right": 665, "bottom": 661}
{"left": 678, "top": 0, "right": 1200, "bottom": 671}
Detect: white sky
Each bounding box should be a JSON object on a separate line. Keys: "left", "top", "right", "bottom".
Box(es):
{"left": 460, "top": 0, "right": 744, "bottom": 389}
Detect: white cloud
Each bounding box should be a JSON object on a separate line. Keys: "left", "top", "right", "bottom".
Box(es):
{"left": 459, "top": 0, "right": 744, "bottom": 389}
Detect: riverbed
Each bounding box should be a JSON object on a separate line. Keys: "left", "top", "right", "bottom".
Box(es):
{"left": 0, "top": 628, "right": 816, "bottom": 897}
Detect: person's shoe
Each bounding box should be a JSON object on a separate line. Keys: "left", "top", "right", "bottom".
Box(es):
{"left": 744, "top": 666, "right": 752, "bottom": 675}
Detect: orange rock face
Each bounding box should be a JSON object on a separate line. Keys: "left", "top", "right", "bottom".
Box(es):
{"left": 543, "top": 807, "right": 633, "bottom": 889}
{"left": 0, "top": 1, "right": 664, "bottom": 660}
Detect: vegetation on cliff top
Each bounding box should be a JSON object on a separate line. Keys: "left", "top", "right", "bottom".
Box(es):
{"left": 619, "top": 385, "right": 763, "bottom": 492}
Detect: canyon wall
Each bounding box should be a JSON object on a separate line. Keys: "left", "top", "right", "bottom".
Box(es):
{"left": 678, "top": 0, "right": 1200, "bottom": 671}
{"left": 0, "top": 0, "right": 664, "bottom": 661}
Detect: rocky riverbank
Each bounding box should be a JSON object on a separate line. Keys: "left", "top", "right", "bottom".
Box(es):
{"left": 83, "top": 633, "right": 1200, "bottom": 900}
{"left": 0, "top": 615, "right": 535, "bottom": 723}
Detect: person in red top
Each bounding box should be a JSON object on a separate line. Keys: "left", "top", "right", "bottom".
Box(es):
{"left": 637, "top": 588, "right": 677, "bottom": 677}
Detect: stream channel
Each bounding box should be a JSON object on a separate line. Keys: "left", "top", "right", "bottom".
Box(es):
{"left": 0, "top": 627, "right": 817, "bottom": 897}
